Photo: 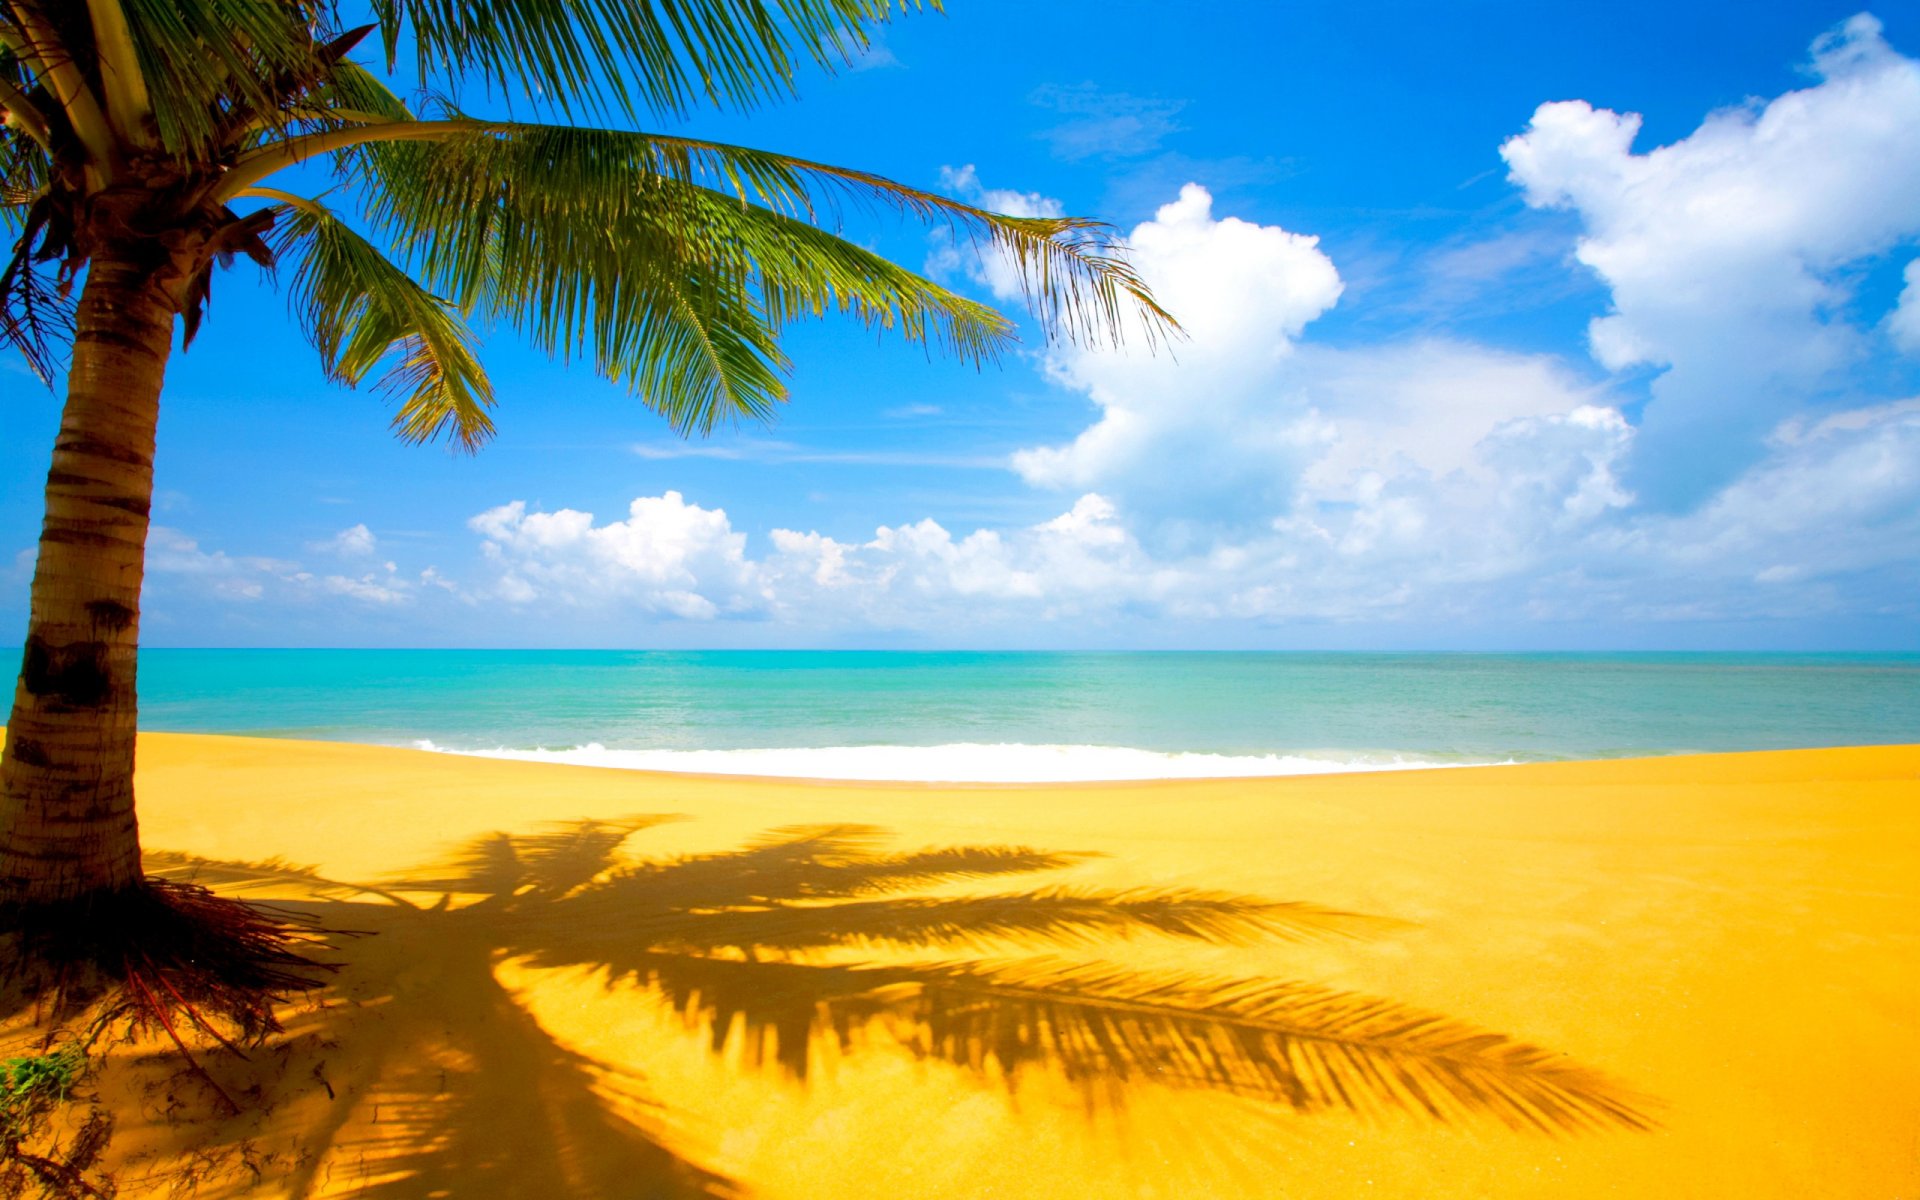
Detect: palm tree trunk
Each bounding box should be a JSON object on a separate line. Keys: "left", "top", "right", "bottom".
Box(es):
{"left": 0, "top": 245, "right": 178, "bottom": 908}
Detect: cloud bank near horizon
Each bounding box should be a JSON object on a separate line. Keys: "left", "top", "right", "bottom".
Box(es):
{"left": 79, "top": 14, "right": 1920, "bottom": 644}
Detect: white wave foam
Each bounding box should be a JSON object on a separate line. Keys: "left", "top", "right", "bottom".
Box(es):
{"left": 411, "top": 740, "right": 1501, "bottom": 783}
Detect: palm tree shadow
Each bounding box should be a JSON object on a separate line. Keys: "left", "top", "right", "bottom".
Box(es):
{"left": 268, "top": 900, "right": 736, "bottom": 1200}
{"left": 129, "top": 827, "right": 737, "bottom": 1200}
{"left": 128, "top": 814, "right": 1654, "bottom": 1196}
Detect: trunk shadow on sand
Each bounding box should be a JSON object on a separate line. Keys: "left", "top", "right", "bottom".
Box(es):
{"left": 27, "top": 814, "right": 1654, "bottom": 1197}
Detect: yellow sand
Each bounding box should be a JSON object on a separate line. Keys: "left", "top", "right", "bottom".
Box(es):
{"left": 6, "top": 734, "right": 1917, "bottom": 1198}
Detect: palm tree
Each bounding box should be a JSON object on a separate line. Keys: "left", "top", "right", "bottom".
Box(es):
{"left": 0, "top": 0, "right": 1171, "bottom": 1003}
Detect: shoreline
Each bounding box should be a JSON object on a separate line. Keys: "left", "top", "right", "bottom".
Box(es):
{"left": 5, "top": 732, "right": 1917, "bottom": 1197}
{"left": 414, "top": 738, "right": 1518, "bottom": 784}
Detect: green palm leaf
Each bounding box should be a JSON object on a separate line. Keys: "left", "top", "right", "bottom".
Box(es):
{"left": 273, "top": 119, "right": 1169, "bottom": 434}
{"left": 267, "top": 194, "right": 497, "bottom": 447}
{"left": 349, "top": 121, "right": 1171, "bottom": 355}
{"left": 106, "top": 0, "right": 343, "bottom": 157}
{"left": 372, "top": 0, "right": 920, "bottom": 121}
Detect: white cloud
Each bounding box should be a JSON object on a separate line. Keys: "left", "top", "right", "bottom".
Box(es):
{"left": 759, "top": 492, "right": 1165, "bottom": 625}
{"left": 312, "top": 523, "right": 377, "bottom": 556}
{"left": 1290, "top": 342, "right": 1613, "bottom": 503}
{"left": 4, "top": 547, "right": 35, "bottom": 587}
{"left": 469, "top": 493, "right": 764, "bottom": 619}
{"left": 1029, "top": 83, "right": 1186, "bottom": 161}
{"left": 1887, "top": 259, "right": 1920, "bottom": 355}
{"left": 1011, "top": 183, "right": 1346, "bottom": 519}
{"left": 147, "top": 527, "right": 299, "bottom": 592}
{"left": 1501, "top": 12, "right": 1920, "bottom": 506}
{"left": 322, "top": 567, "right": 410, "bottom": 606}
{"left": 460, "top": 491, "right": 1172, "bottom": 630}
{"left": 140, "top": 527, "right": 438, "bottom": 611}
{"left": 1010, "top": 182, "right": 1613, "bottom": 544}
{"left": 1619, "top": 398, "right": 1920, "bottom": 580}
{"left": 884, "top": 402, "right": 943, "bottom": 419}
{"left": 936, "top": 164, "right": 1064, "bottom": 222}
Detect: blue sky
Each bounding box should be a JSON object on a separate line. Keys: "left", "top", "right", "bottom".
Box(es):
{"left": 5, "top": 0, "right": 1919, "bottom": 649}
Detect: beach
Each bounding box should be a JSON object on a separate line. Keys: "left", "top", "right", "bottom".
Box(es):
{"left": 9, "top": 3, "right": 1920, "bottom": 1196}
{"left": 5, "top": 732, "right": 1915, "bottom": 1198}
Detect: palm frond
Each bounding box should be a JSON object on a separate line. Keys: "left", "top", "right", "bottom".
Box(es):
{"left": 627, "top": 271, "right": 791, "bottom": 433}
{"left": 309, "top": 58, "right": 415, "bottom": 126}
{"left": 654, "top": 888, "right": 1374, "bottom": 955}
{"left": 0, "top": 47, "right": 54, "bottom": 152}
{"left": 318, "top": 120, "right": 1164, "bottom": 431}
{"left": 267, "top": 194, "right": 496, "bottom": 448}
{"left": 895, "top": 959, "right": 1656, "bottom": 1133}
{"left": 630, "top": 130, "right": 1177, "bottom": 349}
{"left": 577, "top": 825, "right": 1085, "bottom": 911}
{"left": 586, "top": 949, "right": 1651, "bottom": 1133}
{"left": 5, "top": 0, "right": 115, "bottom": 167}
{"left": 0, "top": 258, "right": 71, "bottom": 383}
{"left": 371, "top": 0, "right": 922, "bottom": 122}
{"left": 1, "top": 43, "right": 67, "bottom": 378}
{"left": 110, "top": 0, "right": 336, "bottom": 158}
{"left": 142, "top": 850, "right": 370, "bottom": 901}
{"left": 0, "top": 197, "right": 72, "bottom": 383}
{"left": 710, "top": 198, "right": 1016, "bottom": 360}
{"left": 399, "top": 815, "right": 678, "bottom": 898}
{"left": 355, "top": 122, "right": 1170, "bottom": 357}
{"left": 161, "top": 823, "right": 1654, "bottom": 1143}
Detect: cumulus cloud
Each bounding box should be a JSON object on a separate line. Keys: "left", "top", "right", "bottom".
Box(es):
{"left": 454, "top": 389, "right": 1915, "bottom": 633}
{"left": 1614, "top": 398, "right": 1920, "bottom": 588}
{"left": 935, "top": 163, "right": 1064, "bottom": 223}
{"left": 1010, "top": 183, "right": 1617, "bottom": 550}
{"left": 1887, "top": 259, "right": 1920, "bottom": 355}
{"left": 1011, "top": 184, "right": 1345, "bottom": 520}
{"left": 469, "top": 493, "right": 764, "bottom": 619}
{"left": 312, "top": 523, "right": 377, "bottom": 556}
{"left": 1501, "top": 12, "right": 1920, "bottom": 507}
{"left": 456, "top": 490, "right": 1179, "bottom": 630}
{"left": 761, "top": 492, "right": 1161, "bottom": 624}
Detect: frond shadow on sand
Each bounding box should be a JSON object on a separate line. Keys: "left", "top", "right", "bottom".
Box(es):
{"left": 88, "top": 814, "right": 1653, "bottom": 1197}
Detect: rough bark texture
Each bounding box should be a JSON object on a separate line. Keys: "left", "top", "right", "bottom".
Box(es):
{"left": 0, "top": 236, "right": 183, "bottom": 907}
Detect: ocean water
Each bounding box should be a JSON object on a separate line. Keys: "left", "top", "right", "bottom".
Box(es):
{"left": 122, "top": 650, "right": 1920, "bottom": 782}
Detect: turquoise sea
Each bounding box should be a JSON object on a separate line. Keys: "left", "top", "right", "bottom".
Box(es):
{"left": 121, "top": 650, "right": 1920, "bottom": 781}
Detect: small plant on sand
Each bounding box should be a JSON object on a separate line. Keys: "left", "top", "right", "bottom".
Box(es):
{"left": 1, "top": 1044, "right": 84, "bottom": 1139}
{"left": 0, "top": 1042, "right": 112, "bottom": 1200}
